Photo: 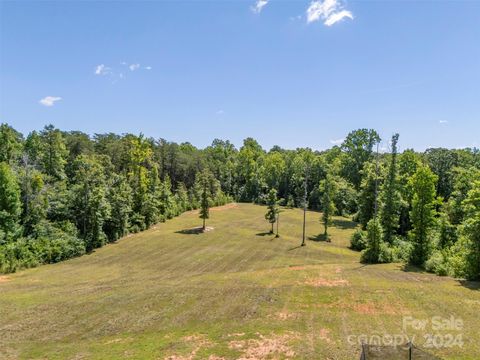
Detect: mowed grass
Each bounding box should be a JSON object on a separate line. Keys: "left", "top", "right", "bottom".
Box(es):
{"left": 1, "top": 203, "right": 479, "bottom": 360}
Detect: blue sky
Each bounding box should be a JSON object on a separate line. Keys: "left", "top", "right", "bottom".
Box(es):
{"left": 1, "top": 0, "right": 479, "bottom": 151}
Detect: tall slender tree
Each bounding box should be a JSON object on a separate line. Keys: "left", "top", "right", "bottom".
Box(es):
{"left": 380, "top": 133, "right": 401, "bottom": 244}
{"left": 265, "top": 188, "right": 279, "bottom": 234}
{"left": 408, "top": 165, "right": 438, "bottom": 266}
{"left": 320, "top": 173, "right": 336, "bottom": 241}
{"left": 196, "top": 170, "right": 219, "bottom": 231}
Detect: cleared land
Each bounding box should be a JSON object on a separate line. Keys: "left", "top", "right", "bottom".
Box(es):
{"left": 0, "top": 203, "right": 479, "bottom": 359}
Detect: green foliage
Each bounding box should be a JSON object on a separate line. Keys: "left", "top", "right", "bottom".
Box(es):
{"left": 196, "top": 170, "right": 219, "bottom": 229}
{"left": 264, "top": 188, "right": 279, "bottom": 233}
{"left": 320, "top": 172, "right": 336, "bottom": 239}
{"left": 104, "top": 174, "right": 132, "bottom": 241}
{"left": 425, "top": 148, "right": 458, "bottom": 199}
{"left": 0, "top": 162, "right": 22, "bottom": 242}
{"left": 341, "top": 128, "right": 381, "bottom": 189}
{"left": 350, "top": 229, "right": 367, "bottom": 251}
{"left": 461, "top": 180, "right": 480, "bottom": 280}
{"left": 361, "top": 218, "right": 384, "bottom": 263}
{"left": 1, "top": 123, "right": 480, "bottom": 280}
{"left": 408, "top": 165, "right": 438, "bottom": 266}
{"left": 0, "top": 221, "right": 85, "bottom": 273}
{"left": 39, "top": 124, "right": 69, "bottom": 181}
{"left": 70, "top": 155, "right": 110, "bottom": 251}
{"left": 0, "top": 123, "right": 23, "bottom": 164}
{"left": 425, "top": 250, "right": 449, "bottom": 276}
{"left": 357, "top": 161, "right": 384, "bottom": 229}
{"left": 380, "top": 133, "right": 401, "bottom": 244}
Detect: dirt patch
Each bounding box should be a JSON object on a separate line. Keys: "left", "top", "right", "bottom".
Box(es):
{"left": 0, "top": 276, "right": 11, "bottom": 283}
{"left": 227, "top": 333, "right": 245, "bottom": 337}
{"left": 276, "top": 311, "right": 297, "bottom": 321}
{"left": 210, "top": 203, "right": 238, "bottom": 212}
{"left": 353, "top": 302, "right": 400, "bottom": 315}
{"left": 164, "top": 334, "right": 212, "bottom": 360}
{"left": 305, "top": 278, "right": 349, "bottom": 287}
{"left": 228, "top": 332, "right": 299, "bottom": 359}
{"left": 319, "top": 328, "right": 332, "bottom": 343}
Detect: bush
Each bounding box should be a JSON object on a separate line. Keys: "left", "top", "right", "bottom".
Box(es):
{"left": 391, "top": 238, "right": 412, "bottom": 262}
{"left": 425, "top": 250, "right": 449, "bottom": 276}
{"left": 350, "top": 229, "right": 367, "bottom": 251}
{"left": 378, "top": 242, "right": 393, "bottom": 263}
{"left": 0, "top": 221, "right": 86, "bottom": 274}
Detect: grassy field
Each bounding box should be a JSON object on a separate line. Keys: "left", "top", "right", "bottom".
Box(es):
{"left": 1, "top": 203, "right": 479, "bottom": 360}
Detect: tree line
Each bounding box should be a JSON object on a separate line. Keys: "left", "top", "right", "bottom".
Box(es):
{"left": 1, "top": 124, "right": 479, "bottom": 279}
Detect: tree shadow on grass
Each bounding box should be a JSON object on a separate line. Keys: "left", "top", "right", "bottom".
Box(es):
{"left": 175, "top": 227, "right": 204, "bottom": 235}
{"left": 332, "top": 219, "right": 357, "bottom": 230}
{"left": 288, "top": 245, "right": 304, "bottom": 251}
{"left": 256, "top": 232, "right": 273, "bottom": 237}
{"left": 458, "top": 280, "right": 480, "bottom": 291}
{"left": 308, "top": 234, "right": 330, "bottom": 242}
{"left": 400, "top": 263, "right": 428, "bottom": 274}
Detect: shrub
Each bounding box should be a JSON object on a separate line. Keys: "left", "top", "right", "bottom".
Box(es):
{"left": 350, "top": 229, "right": 367, "bottom": 251}
{"left": 425, "top": 250, "right": 449, "bottom": 276}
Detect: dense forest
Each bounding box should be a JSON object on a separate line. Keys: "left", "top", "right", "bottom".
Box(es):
{"left": 0, "top": 124, "right": 479, "bottom": 280}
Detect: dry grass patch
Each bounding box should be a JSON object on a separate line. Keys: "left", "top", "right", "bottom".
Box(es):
{"left": 228, "top": 332, "right": 299, "bottom": 359}
{"left": 0, "top": 275, "right": 11, "bottom": 283}
{"left": 164, "top": 334, "right": 213, "bottom": 360}
{"left": 305, "top": 278, "right": 349, "bottom": 287}
{"left": 275, "top": 310, "right": 297, "bottom": 321}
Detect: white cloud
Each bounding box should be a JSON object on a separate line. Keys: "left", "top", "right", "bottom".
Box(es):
{"left": 39, "top": 96, "right": 62, "bottom": 107}
{"left": 95, "top": 64, "right": 111, "bottom": 76}
{"left": 216, "top": 110, "right": 225, "bottom": 115}
{"left": 330, "top": 138, "right": 344, "bottom": 145}
{"left": 129, "top": 63, "right": 140, "bottom": 71}
{"left": 306, "top": 0, "right": 353, "bottom": 26}
{"left": 145, "top": 66, "right": 152, "bottom": 70}
{"left": 439, "top": 120, "right": 448, "bottom": 124}
{"left": 251, "top": 0, "right": 269, "bottom": 14}
{"left": 324, "top": 9, "right": 353, "bottom": 26}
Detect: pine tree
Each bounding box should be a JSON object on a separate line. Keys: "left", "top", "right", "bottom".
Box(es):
{"left": 408, "top": 165, "right": 438, "bottom": 266}
{"left": 196, "top": 170, "right": 218, "bottom": 231}
{"left": 39, "top": 125, "right": 68, "bottom": 181}
{"left": 361, "top": 218, "right": 383, "bottom": 263}
{"left": 264, "top": 188, "right": 278, "bottom": 234}
{"left": 380, "top": 133, "right": 401, "bottom": 244}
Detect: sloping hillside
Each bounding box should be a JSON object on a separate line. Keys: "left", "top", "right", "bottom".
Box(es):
{"left": 0, "top": 204, "right": 479, "bottom": 359}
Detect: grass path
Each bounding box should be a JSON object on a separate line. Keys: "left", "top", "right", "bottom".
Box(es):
{"left": 1, "top": 203, "right": 479, "bottom": 359}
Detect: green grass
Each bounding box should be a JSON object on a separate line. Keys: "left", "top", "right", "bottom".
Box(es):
{"left": 1, "top": 203, "right": 479, "bottom": 359}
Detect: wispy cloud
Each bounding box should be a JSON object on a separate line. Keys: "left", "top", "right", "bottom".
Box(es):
{"left": 94, "top": 64, "right": 111, "bottom": 76}
{"left": 330, "top": 138, "right": 344, "bottom": 145}
{"left": 129, "top": 63, "right": 140, "bottom": 71}
{"left": 251, "top": 0, "right": 269, "bottom": 14}
{"left": 216, "top": 109, "right": 225, "bottom": 115}
{"left": 439, "top": 120, "right": 448, "bottom": 124}
{"left": 95, "top": 62, "right": 151, "bottom": 82}
{"left": 306, "top": 0, "right": 353, "bottom": 26}
{"left": 39, "top": 96, "right": 62, "bottom": 107}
